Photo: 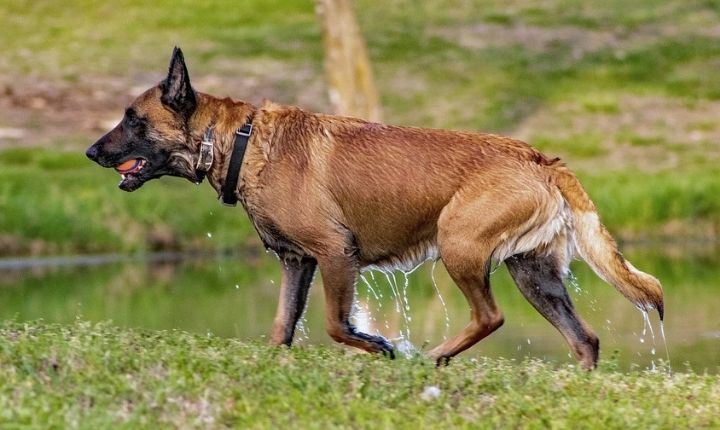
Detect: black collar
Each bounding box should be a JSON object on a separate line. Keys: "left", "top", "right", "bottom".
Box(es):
{"left": 220, "top": 122, "right": 253, "bottom": 206}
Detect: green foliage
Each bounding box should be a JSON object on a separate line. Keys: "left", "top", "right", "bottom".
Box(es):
{"left": 1, "top": 0, "right": 719, "bottom": 254}
{"left": 532, "top": 134, "right": 608, "bottom": 158}
{"left": 0, "top": 320, "right": 718, "bottom": 428}
{"left": 0, "top": 149, "right": 257, "bottom": 255}
{"left": 581, "top": 168, "right": 720, "bottom": 231}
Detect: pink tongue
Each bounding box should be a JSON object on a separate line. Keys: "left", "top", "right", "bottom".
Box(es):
{"left": 116, "top": 159, "right": 140, "bottom": 173}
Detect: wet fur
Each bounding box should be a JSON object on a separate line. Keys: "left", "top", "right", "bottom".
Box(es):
{"left": 87, "top": 48, "right": 663, "bottom": 368}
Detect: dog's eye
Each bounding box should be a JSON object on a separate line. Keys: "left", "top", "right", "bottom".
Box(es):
{"left": 124, "top": 108, "right": 142, "bottom": 127}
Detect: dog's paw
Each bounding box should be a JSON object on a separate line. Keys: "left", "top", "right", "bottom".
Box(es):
{"left": 373, "top": 336, "right": 395, "bottom": 360}
{"left": 434, "top": 355, "right": 451, "bottom": 367}
{"left": 427, "top": 347, "right": 453, "bottom": 366}
{"left": 350, "top": 329, "right": 395, "bottom": 359}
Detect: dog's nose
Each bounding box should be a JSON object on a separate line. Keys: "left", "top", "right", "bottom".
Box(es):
{"left": 85, "top": 144, "right": 99, "bottom": 161}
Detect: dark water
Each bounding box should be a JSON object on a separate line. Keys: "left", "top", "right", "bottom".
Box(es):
{"left": 0, "top": 246, "right": 718, "bottom": 372}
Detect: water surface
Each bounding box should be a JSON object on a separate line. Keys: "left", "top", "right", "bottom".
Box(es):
{"left": 1, "top": 245, "right": 717, "bottom": 372}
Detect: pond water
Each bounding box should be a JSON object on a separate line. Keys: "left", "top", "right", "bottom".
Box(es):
{"left": 0, "top": 245, "right": 718, "bottom": 372}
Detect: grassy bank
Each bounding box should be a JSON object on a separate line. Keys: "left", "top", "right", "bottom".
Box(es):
{"left": 0, "top": 148, "right": 259, "bottom": 256}
{"left": 0, "top": 320, "right": 718, "bottom": 429}
{"left": 0, "top": 147, "right": 717, "bottom": 256}
{"left": 1, "top": 0, "right": 720, "bottom": 255}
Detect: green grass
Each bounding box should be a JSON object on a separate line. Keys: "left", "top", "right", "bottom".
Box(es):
{"left": 1, "top": 146, "right": 718, "bottom": 256}
{"left": 0, "top": 148, "right": 258, "bottom": 255}
{"left": 2, "top": 3, "right": 719, "bottom": 425}
{"left": 581, "top": 168, "right": 720, "bottom": 233}
{"left": 1, "top": 320, "right": 718, "bottom": 429}
{"left": 532, "top": 134, "right": 608, "bottom": 158}
{"left": 1, "top": 0, "right": 720, "bottom": 254}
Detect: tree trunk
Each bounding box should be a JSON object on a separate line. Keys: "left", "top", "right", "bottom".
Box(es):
{"left": 315, "top": 0, "right": 382, "bottom": 122}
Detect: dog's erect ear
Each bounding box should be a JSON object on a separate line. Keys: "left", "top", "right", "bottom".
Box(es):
{"left": 160, "top": 47, "right": 197, "bottom": 119}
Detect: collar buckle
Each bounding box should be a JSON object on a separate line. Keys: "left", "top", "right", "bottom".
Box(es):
{"left": 196, "top": 127, "right": 215, "bottom": 172}
{"left": 236, "top": 123, "right": 253, "bottom": 137}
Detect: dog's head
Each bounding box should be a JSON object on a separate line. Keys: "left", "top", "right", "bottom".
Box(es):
{"left": 86, "top": 47, "right": 200, "bottom": 191}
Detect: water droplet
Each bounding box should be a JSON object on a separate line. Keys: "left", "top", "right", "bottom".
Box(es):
{"left": 566, "top": 271, "right": 582, "bottom": 294}
{"left": 431, "top": 260, "right": 451, "bottom": 340}
{"left": 395, "top": 336, "right": 418, "bottom": 358}
{"left": 295, "top": 315, "right": 310, "bottom": 342}
{"left": 360, "top": 274, "right": 380, "bottom": 301}
{"left": 659, "top": 321, "right": 672, "bottom": 371}
{"left": 384, "top": 272, "right": 411, "bottom": 341}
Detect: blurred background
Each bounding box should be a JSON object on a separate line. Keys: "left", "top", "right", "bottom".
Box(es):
{"left": 0, "top": 0, "right": 718, "bottom": 371}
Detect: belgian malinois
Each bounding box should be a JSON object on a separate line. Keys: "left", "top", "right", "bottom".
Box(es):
{"left": 86, "top": 48, "right": 663, "bottom": 368}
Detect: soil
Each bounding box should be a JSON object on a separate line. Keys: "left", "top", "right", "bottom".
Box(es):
{"left": 0, "top": 60, "right": 330, "bottom": 150}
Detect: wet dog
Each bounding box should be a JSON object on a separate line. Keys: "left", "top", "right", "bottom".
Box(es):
{"left": 87, "top": 48, "right": 663, "bottom": 368}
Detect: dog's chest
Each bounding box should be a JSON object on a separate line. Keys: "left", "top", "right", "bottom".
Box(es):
{"left": 240, "top": 197, "right": 307, "bottom": 260}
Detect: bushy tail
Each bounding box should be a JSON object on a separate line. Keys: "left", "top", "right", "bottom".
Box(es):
{"left": 551, "top": 163, "right": 664, "bottom": 320}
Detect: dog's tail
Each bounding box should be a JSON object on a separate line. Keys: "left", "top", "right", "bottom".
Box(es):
{"left": 550, "top": 162, "right": 664, "bottom": 320}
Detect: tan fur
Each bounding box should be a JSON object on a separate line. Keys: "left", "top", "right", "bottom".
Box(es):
{"left": 552, "top": 165, "right": 664, "bottom": 317}
{"left": 176, "top": 92, "right": 663, "bottom": 362}
{"left": 107, "top": 80, "right": 663, "bottom": 366}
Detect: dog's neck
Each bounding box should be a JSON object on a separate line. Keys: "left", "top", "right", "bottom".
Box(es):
{"left": 189, "top": 93, "right": 257, "bottom": 197}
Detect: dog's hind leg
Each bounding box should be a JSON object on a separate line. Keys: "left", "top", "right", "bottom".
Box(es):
{"left": 427, "top": 255, "right": 503, "bottom": 366}
{"left": 506, "top": 253, "right": 599, "bottom": 369}
{"left": 270, "top": 256, "right": 317, "bottom": 346}
{"left": 428, "top": 189, "right": 512, "bottom": 365}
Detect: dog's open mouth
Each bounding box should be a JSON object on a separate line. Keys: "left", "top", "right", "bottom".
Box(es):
{"left": 115, "top": 158, "right": 146, "bottom": 176}
{"left": 115, "top": 158, "right": 147, "bottom": 191}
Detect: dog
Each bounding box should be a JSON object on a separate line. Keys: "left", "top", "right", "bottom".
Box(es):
{"left": 86, "top": 48, "right": 663, "bottom": 368}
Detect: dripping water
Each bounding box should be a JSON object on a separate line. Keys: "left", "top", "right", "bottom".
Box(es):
{"left": 659, "top": 321, "right": 672, "bottom": 371}
{"left": 359, "top": 273, "right": 381, "bottom": 334}
{"left": 640, "top": 309, "right": 672, "bottom": 372}
{"left": 639, "top": 309, "right": 672, "bottom": 372}
{"left": 566, "top": 271, "right": 582, "bottom": 295}
{"left": 431, "top": 260, "right": 451, "bottom": 340}
{"left": 384, "top": 271, "right": 414, "bottom": 353}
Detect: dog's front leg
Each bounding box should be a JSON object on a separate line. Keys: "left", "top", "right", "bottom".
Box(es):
{"left": 270, "top": 256, "right": 317, "bottom": 346}
{"left": 317, "top": 255, "right": 395, "bottom": 358}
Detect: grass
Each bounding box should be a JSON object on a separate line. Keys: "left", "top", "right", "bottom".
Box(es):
{"left": 1, "top": 320, "right": 718, "bottom": 429}
{"left": 1, "top": 0, "right": 720, "bottom": 254}
{"left": 1, "top": 3, "right": 718, "bottom": 425}
{"left": 0, "top": 148, "right": 258, "bottom": 255}
{"left": 2, "top": 146, "right": 717, "bottom": 256}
